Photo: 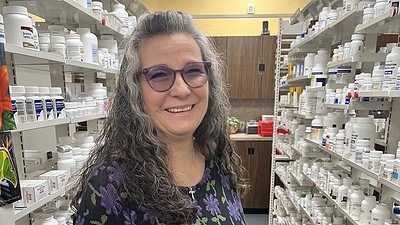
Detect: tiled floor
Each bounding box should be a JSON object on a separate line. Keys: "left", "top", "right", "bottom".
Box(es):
{"left": 245, "top": 214, "right": 269, "bottom": 225}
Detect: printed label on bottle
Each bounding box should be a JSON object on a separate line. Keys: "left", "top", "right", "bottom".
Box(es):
{"left": 351, "top": 203, "right": 362, "bottom": 216}
{"left": 311, "top": 126, "right": 323, "bottom": 141}
{"left": 80, "top": 46, "right": 84, "bottom": 62}
{"left": 44, "top": 99, "right": 54, "bottom": 120}
{"left": 67, "top": 46, "right": 83, "bottom": 61}
{"left": 54, "top": 99, "right": 65, "bottom": 118}
{"left": 87, "top": 0, "right": 92, "bottom": 8}
{"left": 34, "top": 99, "right": 44, "bottom": 121}
{"left": 0, "top": 22, "right": 5, "bottom": 42}
{"left": 25, "top": 99, "right": 36, "bottom": 122}
{"left": 92, "top": 44, "right": 98, "bottom": 64}
{"left": 392, "top": 167, "right": 399, "bottom": 181}
{"left": 20, "top": 26, "right": 34, "bottom": 49}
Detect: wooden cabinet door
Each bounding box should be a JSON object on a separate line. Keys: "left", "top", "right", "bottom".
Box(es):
{"left": 234, "top": 141, "right": 272, "bottom": 209}
{"left": 226, "top": 36, "right": 263, "bottom": 99}
{"left": 260, "top": 36, "right": 277, "bottom": 99}
{"left": 249, "top": 141, "right": 272, "bottom": 209}
{"left": 234, "top": 141, "right": 252, "bottom": 208}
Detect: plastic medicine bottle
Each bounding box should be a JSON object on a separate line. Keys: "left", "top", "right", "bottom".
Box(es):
{"left": 370, "top": 203, "right": 391, "bottom": 225}
{"left": 383, "top": 47, "right": 400, "bottom": 91}
{"left": 112, "top": 4, "right": 129, "bottom": 32}
{"left": 65, "top": 34, "right": 84, "bottom": 62}
{"left": 39, "top": 87, "right": 54, "bottom": 120}
{"left": 25, "top": 86, "right": 45, "bottom": 122}
{"left": 76, "top": 28, "right": 98, "bottom": 64}
{"left": 50, "top": 87, "right": 66, "bottom": 119}
{"left": 3, "top": 6, "right": 34, "bottom": 48}
{"left": 9, "top": 86, "right": 27, "bottom": 124}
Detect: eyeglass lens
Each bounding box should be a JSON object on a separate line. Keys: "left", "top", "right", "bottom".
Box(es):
{"left": 143, "top": 62, "right": 209, "bottom": 92}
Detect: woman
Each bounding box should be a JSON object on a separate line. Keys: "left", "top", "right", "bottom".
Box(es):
{"left": 72, "top": 10, "right": 248, "bottom": 225}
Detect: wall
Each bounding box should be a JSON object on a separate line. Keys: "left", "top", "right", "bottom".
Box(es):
{"left": 142, "top": 0, "right": 310, "bottom": 36}
{"left": 230, "top": 99, "right": 274, "bottom": 123}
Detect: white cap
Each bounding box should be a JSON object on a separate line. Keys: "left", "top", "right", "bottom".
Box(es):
{"left": 113, "top": 3, "right": 125, "bottom": 10}
{"left": 39, "top": 87, "right": 50, "bottom": 95}
{"left": 65, "top": 34, "right": 81, "bottom": 40}
{"left": 72, "top": 147, "right": 82, "bottom": 155}
{"left": 92, "top": 1, "right": 103, "bottom": 8}
{"left": 50, "top": 87, "right": 62, "bottom": 95}
{"left": 58, "top": 151, "right": 73, "bottom": 159}
{"left": 25, "top": 86, "right": 39, "bottom": 94}
{"left": 76, "top": 28, "right": 90, "bottom": 34}
{"left": 64, "top": 102, "right": 78, "bottom": 109}
{"left": 9, "top": 86, "right": 25, "bottom": 94}
{"left": 370, "top": 151, "right": 383, "bottom": 158}
{"left": 3, "top": 6, "right": 28, "bottom": 15}
{"left": 356, "top": 117, "right": 373, "bottom": 124}
{"left": 382, "top": 154, "right": 395, "bottom": 160}
{"left": 51, "top": 36, "right": 65, "bottom": 44}
{"left": 356, "top": 140, "right": 370, "bottom": 147}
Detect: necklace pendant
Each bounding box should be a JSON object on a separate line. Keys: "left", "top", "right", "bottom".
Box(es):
{"left": 188, "top": 187, "right": 195, "bottom": 200}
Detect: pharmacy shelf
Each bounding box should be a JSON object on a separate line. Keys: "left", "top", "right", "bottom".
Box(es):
{"left": 10, "top": 114, "right": 106, "bottom": 132}
{"left": 9, "top": 0, "right": 126, "bottom": 40}
{"left": 298, "top": 204, "right": 316, "bottom": 224}
{"left": 358, "top": 90, "right": 400, "bottom": 98}
{"left": 291, "top": 146, "right": 329, "bottom": 158}
{"left": 289, "top": 7, "right": 362, "bottom": 55}
{"left": 282, "top": 39, "right": 296, "bottom": 44}
{"left": 324, "top": 101, "right": 391, "bottom": 110}
{"left": 355, "top": 9, "right": 399, "bottom": 34}
{"left": 103, "top": 68, "right": 120, "bottom": 74}
{"left": 306, "top": 86, "right": 325, "bottom": 92}
{"left": 278, "top": 104, "right": 298, "bottom": 109}
{"left": 14, "top": 186, "right": 66, "bottom": 221}
{"left": 303, "top": 138, "right": 342, "bottom": 159}
{"left": 375, "top": 139, "right": 387, "bottom": 147}
{"left": 379, "top": 178, "right": 400, "bottom": 192}
{"left": 70, "top": 113, "right": 106, "bottom": 124}
{"left": 5, "top": 44, "right": 65, "bottom": 64}
{"left": 13, "top": 118, "right": 70, "bottom": 132}
{"left": 342, "top": 158, "right": 379, "bottom": 180}
{"left": 293, "top": 113, "right": 314, "bottom": 120}
{"left": 290, "top": 171, "right": 313, "bottom": 187}
{"left": 302, "top": 172, "right": 361, "bottom": 225}
{"left": 65, "top": 60, "right": 104, "bottom": 73}
{"left": 287, "top": 76, "right": 311, "bottom": 85}
{"left": 326, "top": 53, "right": 387, "bottom": 68}
{"left": 276, "top": 155, "right": 292, "bottom": 161}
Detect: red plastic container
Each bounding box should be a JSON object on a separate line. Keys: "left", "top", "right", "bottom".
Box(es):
{"left": 258, "top": 120, "right": 274, "bottom": 137}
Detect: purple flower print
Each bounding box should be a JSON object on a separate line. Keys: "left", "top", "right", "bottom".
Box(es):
{"left": 107, "top": 165, "right": 121, "bottom": 183}
{"left": 233, "top": 192, "right": 244, "bottom": 214}
{"left": 221, "top": 174, "right": 231, "bottom": 190}
{"left": 227, "top": 200, "right": 241, "bottom": 221}
{"left": 140, "top": 207, "right": 159, "bottom": 225}
{"left": 99, "top": 183, "right": 122, "bottom": 215}
{"left": 74, "top": 215, "right": 85, "bottom": 225}
{"left": 191, "top": 199, "right": 203, "bottom": 217}
{"left": 123, "top": 209, "right": 137, "bottom": 225}
{"left": 203, "top": 194, "right": 221, "bottom": 216}
{"left": 200, "top": 168, "right": 211, "bottom": 185}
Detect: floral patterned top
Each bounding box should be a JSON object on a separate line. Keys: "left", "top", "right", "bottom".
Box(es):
{"left": 74, "top": 159, "right": 247, "bottom": 225}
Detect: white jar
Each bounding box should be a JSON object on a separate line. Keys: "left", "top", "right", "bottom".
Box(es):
{"left": 65, "top": 34, "right": 84, "bottom": 62}
{"left": 331, "top": 179, "right": 342, "bottom": 201}
{"left": 25, "top": 86, "right": 45, "bottom": 122}
{"left": 360, "top": 196, "right": 376, "bottom": 224}
{"left": 3, "top": 6, "right": 34, "bottom": 49}
{"left": 350, "top": 188, "right": 365, "bottom": 220}
{"left": 33, "top": 214, "right": 59, "bottom": 225}
{"left": 370, "top": 151, "right": 383, "bottom": 173}
{"left": 64, "top": 102, "right": 78, "bottom": 118}
{"left": 39, "top": 87, "right": 54, "bottom": 120}
{"left": 337, "top": 178, "right": 352, "bottom": 208}
{"left": 335, "top": 129, "right": 346, "bottom": 154}
{"left": 128, "top": 16, "right": 137, "bottom": 31}
{"left": 372, "top": 66, "right": 385, "bottom": 91}
{"left": 99, "top": 35, "right": 118, "bottom": 69}
{"left": 336, "top": 65, "right": 353, "bottom": 85}
{"left": 311, "top": 63, "right": 327, "bottom": 87}
{"left": 350, "top": 117, "right": 376, "bottom": 151}
{"left": 350, "top": 34, "right": 364, "bottom": 57}
{"left": 314, "top": 49, "right": 330, "bottom": 67}
{"left": 393, "top": 159, "right": 400, "bottom": 182}
{"left": 363, "top": 6, "right": 375, "bottom": 23}
{"left": 9, "top": 86, "right": 27, "bottom": 124}
{"left": 318, "top": 7, "right": 331, "bottom": 29}
{"left": 344, "top": 117, "right": 357, "bottom": 158}
{"left": 383, "top": 47, "right": 400, "bottom": 91}
{"left": 112, "top": 3, "right": 129, "bottom": 32}
{"left": 362, "top": 153, "right": 371, "bottom": 169}
{"left": 0, "top": 13, "right": 5, "bottom": 43}
{"left": 39, "top": 33, "right": 50, "bottom": 52}
{"left": 344, "top": 42, "right": 352, "bottom": 59}
{"left": 51, "top": 36, "right": 66, "bottom": 58}
{"left": 91, "top": 1, "right": 103, "bottom": 14}
{"left": 76, "top": 28, "right": 98, "bottom": 64}
{"left": 57, "top": 150, "right": 76, "bottom": 178}
{"left": 371, "top": 203, "right": 391, "bottom": 225}
{"left": 50, "top": 87, "right": 66, "bottom": 119}
{"left": 327, "top": 9, "right": 339, "bottom": 24}
{"left": 31, "top": 18, "right": 40, "bottom": 51}
{"left": 99, "top": 48, "right": 110, "bottom": 68}
{"left": 3, "top": 6, "right": 34, "bottom": 48}
{"left": 374, "top": 0, "right": 389, "bottom": 17}
{"left": 72, "top": 147, "right": 85, "bottom": 169}
{"left": 311, "top": 116, "right": 324, "bottom": 143}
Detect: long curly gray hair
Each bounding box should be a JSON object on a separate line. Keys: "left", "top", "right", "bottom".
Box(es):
{"left": 71, "top": 11, "right": 248, "bottom": 224}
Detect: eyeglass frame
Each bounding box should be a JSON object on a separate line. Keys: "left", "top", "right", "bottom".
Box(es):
{"left": 138, "top": 61, "right": 211, "bottom": 92}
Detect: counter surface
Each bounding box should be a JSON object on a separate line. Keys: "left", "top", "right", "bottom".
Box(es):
{"left": 230, "top": 133, "right": 273, "bottom": 141}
